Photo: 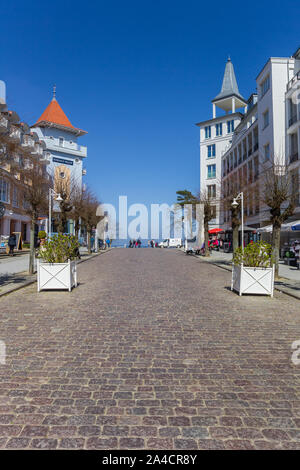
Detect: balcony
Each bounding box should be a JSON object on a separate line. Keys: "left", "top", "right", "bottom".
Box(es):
{"left": 290, "top": 152, "right": 299, "bottom": 164}
{"left": 0, "top": 116, "right": 8, "bottom": 133}
{"left": 9, "top": 127, "right": 21, "bottom": 142}
{"left": 287, "top": 71, "right": 300, "bottom": 91}
{"left": 22, "top": 135, "right": 35, "bottom": 150}
{"left": 44, "top": 139, "right": 87, "bottom": 158}
{"left": 289, "top": 114, "right": 298, "bottom": 127}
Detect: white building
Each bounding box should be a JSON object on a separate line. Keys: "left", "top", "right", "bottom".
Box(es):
{"left": 32, "top": 88, "right": 87, "bottom": 234}
{"left": 221, "top": 51, "right": 298, "bottom": 229}
{"left": 0, "top": 81, "right": 49, "bottom": 242}
{"left": 196, "top": 58, "right": 247, "bottom": 228}
{"left": 286, "top": 46, "right": 300, "bottom": 222}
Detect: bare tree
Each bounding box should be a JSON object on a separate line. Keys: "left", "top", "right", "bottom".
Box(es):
{"left": 221, "top": 170, "right": 251, "bottom": 254}
{"left": 260, "top": 158, "right": 296, "bottom": 278}
{"left": 53, "top": 175, "right": 73, "bottom": 234}
{"left": 22, "top": 155, "right": 51, "bottom": 274}
{"left": 81, "top": 188, "right": 102, "bottom": 254}
{"left": 198, "top": 190, "right": 217, "bottom": 257}
{"left": 70, "top": 183, "right": 84, "bottom": 238}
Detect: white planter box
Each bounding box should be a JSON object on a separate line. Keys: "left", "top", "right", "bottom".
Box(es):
{"left": 37, "top": 259, "right": 77, "bottom": 292}
{"left": 231, "top": 264, "right": 274, "bottom": 297}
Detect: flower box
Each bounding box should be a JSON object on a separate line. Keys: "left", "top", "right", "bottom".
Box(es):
{"left": 37, "top": 259, "right": 77, "bottom": 292}
{"left": 231, "top": 263, "right": 274, "bottom": 297}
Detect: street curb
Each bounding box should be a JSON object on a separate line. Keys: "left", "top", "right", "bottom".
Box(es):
{"left": 0, "top": 249, "right": 112, "bottom": 298}
{"left": 179, "top": 250, "right": 300, "bottom": 301}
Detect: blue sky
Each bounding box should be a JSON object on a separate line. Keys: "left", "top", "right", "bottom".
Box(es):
{"left": 1, "top": 0, "right": 300, "bottom": 214}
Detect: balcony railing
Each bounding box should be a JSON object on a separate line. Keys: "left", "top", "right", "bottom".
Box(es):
{"left": 290, "top": 152, "right": 299, "bottom": 164}
{"left": 0, "top": 117, "right": 8, "bottom": 132}
{"left": 9, "top": 128, "right": 21, "bottom": 142}
{"left": 287, "top": 71, "right": 300, "bottom": 91}
{"left": 289, "top": 114, "right": 298, "bottom": 127}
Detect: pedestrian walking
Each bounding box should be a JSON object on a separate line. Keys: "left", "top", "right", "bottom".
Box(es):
{"left": 8, "top": 233, "right": 16, "bottom": 256}
{"left": 106, "top": 237, "right": 111, "bottom": 248}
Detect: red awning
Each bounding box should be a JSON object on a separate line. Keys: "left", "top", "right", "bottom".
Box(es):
{"left": 208, "top": 228, "right": 224, "bottom": 234}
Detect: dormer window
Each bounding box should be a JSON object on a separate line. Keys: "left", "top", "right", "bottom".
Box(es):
{"left": 59, "top": 137, "right": 64, "bottom": 147}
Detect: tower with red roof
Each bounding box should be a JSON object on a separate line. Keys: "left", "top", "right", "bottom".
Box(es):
{"left": 32, "top": 87, "right": 87, "bottom": 234}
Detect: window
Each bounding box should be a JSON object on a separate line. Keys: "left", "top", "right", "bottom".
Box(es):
{"left": 59, "top": 137, "right": 64, "bottom": 147}
{"left": 210, "top": 206, "right": 216, "bottom": 219}
{"left": 207, "top": 144, "right": 216, "bottom": 158}
{"left": 0, "top": 177, "right": 9, "bottom": 203}
{"left": 207, "top": 184, "right": 216, "bottom": 198}
{"left": 12, "top": 186, "right": 19, "bottom": 207}
{"left": 216, "top": 123, "right": 223, "bottom": 136}
{"left": 59, "top": 171, "right": 66, "bottom": 179}
{"left": 207, "top": 164, "right": 216, "bottom": 179}
{"left": 227, "top": 120, "right": 234, "bottom": 133}
{"left": 263, "top": 109, "right": 269, "bottom": 129}
{"left": 205, "top": 126, "right": 211, "bottom": 139}
{"left": 261, "top": 75, "right": 270, "bottom": 97}
{"left": 264, "top": 143, "right": 270, "bottom": 160}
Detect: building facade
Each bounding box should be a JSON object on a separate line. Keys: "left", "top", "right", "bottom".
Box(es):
{"left": 196, "top": 58, "right": 247, "bottom": 228}
{"left": 0, "top": 81, "right": 48, "bottom": 242}
{"left": 221, "top": 51, "right": 298, "bottom": 230}
{"left": 32, "top": 89, "right": 87, "bottom": 234}
{"left": 286, "top": 47, "right": 300, "bottom": 222}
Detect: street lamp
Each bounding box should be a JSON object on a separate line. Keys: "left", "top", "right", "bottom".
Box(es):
{"left": 48, "top": 188, "right": 63, "bottom": 238}
{"left": 232, "top": 192, "right": 244, "bottom": 254}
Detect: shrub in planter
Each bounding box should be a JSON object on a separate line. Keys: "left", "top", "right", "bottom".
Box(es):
{"left": 38, "top": 230, "right": 47, "bottom": 240}
{"left": 37, "top": 234, "right": 79, "bottom": 292}
{"left": 231, "top": 241, "right": 275, "bottom": 296}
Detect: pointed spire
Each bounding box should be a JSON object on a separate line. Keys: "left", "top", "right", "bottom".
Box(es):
{"left": 213, "top": 57, "right": 245, "bottom": 103}
{"left": 52, "top": 84, "right": 56, "bottom": 101}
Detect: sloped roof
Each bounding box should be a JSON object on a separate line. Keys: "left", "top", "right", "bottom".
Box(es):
{"left": 33, "top": 97, "right": 87, "bottom": 135}
{"left": 212, "top": 58, "right": 245, "bottom": 103}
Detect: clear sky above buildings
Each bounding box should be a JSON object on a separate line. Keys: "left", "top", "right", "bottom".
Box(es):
{"left": 1, "top": 0, "right": 300, "bottom": 213}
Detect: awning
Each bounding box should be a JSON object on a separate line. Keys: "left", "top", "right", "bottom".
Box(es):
{"left": 257, "top": 220, "right": 300, "bottom": 233}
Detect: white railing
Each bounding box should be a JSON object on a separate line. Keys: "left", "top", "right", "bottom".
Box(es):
{"left": 287, "top": 71, "right": 300, "bottom": 91}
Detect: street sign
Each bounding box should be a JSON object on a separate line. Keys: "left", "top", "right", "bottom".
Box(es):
{"left": 0, "top": 203, "right": 5, "bottom": 219}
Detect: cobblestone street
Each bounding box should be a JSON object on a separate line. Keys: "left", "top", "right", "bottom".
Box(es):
{"left": 0, "top": 248, "right": 300, "bottom": 450}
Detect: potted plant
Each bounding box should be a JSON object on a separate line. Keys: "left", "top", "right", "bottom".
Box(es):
{"left": 231, "top": 241, "right": 275, "bottom": 296}
{"left": 37, "top": 234, "right": 79, "bottom": 292}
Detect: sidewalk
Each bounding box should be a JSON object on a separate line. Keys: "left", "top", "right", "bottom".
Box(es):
{"left": 0, "top": 249, "right": 112, "bottom": 298}
{"left": 193, "top": 250, "right": 300, "bottom": 300}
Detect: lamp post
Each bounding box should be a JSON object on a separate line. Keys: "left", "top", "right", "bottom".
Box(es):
{"left": 48, "top": 188, "right": 63, "bottom": 238}
{"left": 231, "top": 192, "right": 244, "bottom": 254}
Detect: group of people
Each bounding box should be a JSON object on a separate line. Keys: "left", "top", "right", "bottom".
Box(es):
{"left": 148, "top": 240, "right": 158, "bottom": 248}
{"left": 200, "top": 237, "right": 223, "bottom": 254}
{"left": 128, "top": 239, "right": 141, "bottom": 248}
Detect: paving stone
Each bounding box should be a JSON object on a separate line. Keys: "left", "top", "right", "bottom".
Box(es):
{"left": 31, "top": 438, "right": 58, "bottom": 449}
{"left": 5, "top": 438, "right": 30, "bottom": 449}
{"left": 86, "top": 437, "right": 118, "bottom": 449}
{"left": 119, "top": 437, "right": 145, "bottom": 449}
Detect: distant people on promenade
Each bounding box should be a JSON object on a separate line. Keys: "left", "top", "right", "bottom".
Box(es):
{"left": 106, "top": 237, "right": 111, "bottom": 248}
